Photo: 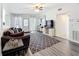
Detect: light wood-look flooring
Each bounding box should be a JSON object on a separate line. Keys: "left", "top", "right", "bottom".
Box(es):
{"left": 33, "top": 36, "right": 79, "bottom": 56}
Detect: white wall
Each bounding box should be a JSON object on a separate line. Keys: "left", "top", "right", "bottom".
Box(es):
{"left": 5, "top": 11, "right": 11, "bottom": 27}
{"left": 45, "top": 8, "right": 57, "bottom": 20}
{"left": 0, "top": 3, "right": 2, "bottom": 56}
{"left": 45, "top": 4, "right": 79, "bottom": 20}
{"left": 0, "top": 4, "right": 2, "bottom": 30}
{"left": 2, "top": 7, "right": 11, "bottom": 30}
{"left": 45, "top": 3, "right": 79, "bottom": 39}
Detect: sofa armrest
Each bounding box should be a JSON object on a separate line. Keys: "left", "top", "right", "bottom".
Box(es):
{"left": 1, "top": 37, "right": 10, "bottom": 50}
{"left": 9, "top": 31, "right": 24, "bottom": 37}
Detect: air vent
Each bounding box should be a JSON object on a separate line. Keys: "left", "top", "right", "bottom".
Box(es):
{"left": 58, "top": 8, "right": 62, "bottom": 11}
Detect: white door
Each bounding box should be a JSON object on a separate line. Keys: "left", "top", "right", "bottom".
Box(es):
{"left": 56, "top": 14, "right": 69, "bottom": 39}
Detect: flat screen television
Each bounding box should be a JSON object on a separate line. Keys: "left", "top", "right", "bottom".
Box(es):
{"left": 46, "top": 20, "right": 54, "bottom": 28}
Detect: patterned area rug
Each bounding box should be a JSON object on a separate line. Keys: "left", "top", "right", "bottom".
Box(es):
{"left": 29, "top": 32, "right": 60, "bottom": 54}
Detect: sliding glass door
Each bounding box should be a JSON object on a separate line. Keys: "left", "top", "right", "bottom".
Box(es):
{"left": 29, "top": 17, "right": 36, "bottom": 31}
{"left": 10, "top": 14, "right": 45, "bottom": 32}
{"left": 22, "top": 18, "right": 29, "bottom": 32}
{"left": 11, "top": 15, "right": 29, "bottom": 32}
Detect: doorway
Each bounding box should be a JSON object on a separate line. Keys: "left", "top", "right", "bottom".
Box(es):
{"left": 56, "top": 14, "right": 69, "bottom": 39}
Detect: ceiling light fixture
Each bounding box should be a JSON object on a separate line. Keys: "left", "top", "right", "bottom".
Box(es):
{"left": 32, "top": 3, "right": 45, "bottom": 12}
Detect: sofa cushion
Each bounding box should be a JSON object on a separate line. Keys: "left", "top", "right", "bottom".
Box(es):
{"left": 3, "top": 27, "right": 23, "bottom": 37}
{"left": 9, "top": 27, "right": 22, "bottom": 33}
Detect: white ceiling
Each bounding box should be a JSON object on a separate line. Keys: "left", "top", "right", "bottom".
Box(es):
{"left": 3, "top": 3, "right": 61, "bottom": 14}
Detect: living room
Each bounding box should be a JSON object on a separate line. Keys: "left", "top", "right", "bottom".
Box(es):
{"left": 0, "top": 3, "right": 79, "bottom": 56}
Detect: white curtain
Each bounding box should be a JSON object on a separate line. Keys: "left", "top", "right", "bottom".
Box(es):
{"left": 13, "top": 16, "right": 22, "bottom": 28}
{"left": 29, "top": 17, "right": 37, "bottom": 31}
{"left": 11, "top": 14, "right": 44, "bottom": 32}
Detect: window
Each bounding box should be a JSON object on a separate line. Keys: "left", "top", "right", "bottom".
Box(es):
{"left": 23, "top": 19, "right": 29, "bottom": 26}
{"left": 40, "top": 18, "right": 46, "bottom": 27}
